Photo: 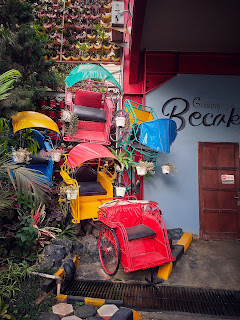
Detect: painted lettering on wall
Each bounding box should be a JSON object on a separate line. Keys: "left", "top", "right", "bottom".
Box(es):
{"left": 162, "top": 97, "right": 240, "bottom": 131}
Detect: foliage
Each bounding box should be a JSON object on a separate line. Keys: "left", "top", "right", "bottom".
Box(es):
{"left": 135, "top": 160, "right": 155, "bottom": 174}
{"left": 0, "top": 297, "right": 15, "bottom": 319}
{"left": 15, "top": 212, "right": 38, "bottom": 255}
{"left": 0, "top": 70, "right": 21, "bottom": 101}
{"left": 109, "top": 147, "right": 133, "bottom": 170}
{"left": 0, "top": 0, "right": 59, "bottom": 117}
{"left": 8, "top": 275, "right": 56, "bottom": 320}
{"left": 0, "top": 260, "right": 32, "bottom": 300}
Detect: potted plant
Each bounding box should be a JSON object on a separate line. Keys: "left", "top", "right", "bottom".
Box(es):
{"left": 12, "top": 148, "right": 31, "bottom": 164}
{"left": 64, "top": 185, "right": 79, "bottom": 200}
{"left": 161, "top": 162, "right": 177, "bottom": 175}
{"left": 51, "top": 148, "right": 65, "bottom": 162}
{"left": 135, "top": 160, "right": 155, "bottom": 176}
{"left": 61, "top": 109, "right": 73, "bottom": 122}
{"left": 78, "top": 42, "right": 90, "bottom": 61}
{"left": 109, "top": 147, "right": 133, "bottom": 172}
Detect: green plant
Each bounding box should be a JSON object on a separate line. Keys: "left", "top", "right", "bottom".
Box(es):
{"left": 0, "top": 297, "right": 15, "bottom": 319}
{"left": 15, "top": 213, "right": 39, "bottom": 255}
{"left": 109, "top": 147, "right": 133, "bottom": 171}
{"left": 0, "top": 260, "right": 32, "bottom": 300}
{"left": 0, "top": 70, "right": 21, "bottom": 102}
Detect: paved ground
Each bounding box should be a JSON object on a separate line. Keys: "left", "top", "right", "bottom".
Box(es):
{"left": 74, "top": 239, "right": 240, "bottom": 319}
{"left": 76, "top": 239, "right": 240, "bottom": 291}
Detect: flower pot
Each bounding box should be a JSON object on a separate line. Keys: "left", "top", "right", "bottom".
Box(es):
{"left": 94, "top": 43, "right": 102, "bottom": 52}
{"left": 62, "top": 110, "right": 72, "bottom": 122}
{"left": 102, "top": 14, "right": 111, "bottom": 23}
{"left": 49, "top": 100, "right": 56, "bottom": 108}
{"left": 136, "top": 166, "right": 147, "bottom": 176}
{"left": 47, "top": 110, "right": 55, "bottom": 118}
{"left": 103, "top": 4, "right": 112, "bottom": 13}
{"left": 50, "top": 55, "right": 60, "bottom": 61}
{"left": 87, "top": 34, "right": 96, "bottom": 42}
{"left": 115, "top": 186, "right": 126, "bottom": 197}
{"left": 51, "top": 152, "right": 62, "bottom": 162}
{"left": 66, "top": 188, "right": 79, "bottom": 200}
{"left": 59, "top": 101, "right": 65, "bottom": 109}
{"left": 62, "top": 55, "right": 72, "bottom": 61}
{"left": 111, "top": 56, "right": 120, "bottom": 62}
{"left": 71, "top": 55, "right": 81, "bottom": 61}
{"left": 81, "top": 55, "right": 91, "bottom": 61}
{"left": 12, "top": 151, "right": 26, "bottom": 163}
{"left": 40, "top": 100, "right": 47, "bottom": 107}
{"left": 103, "top": 44, "right": 111, "bottom": 52}
{"left": 116, "top": 116, "right": 125, "bottom": 127}
{"left": 162, "top": 165, "right": 171, "bottom": 174}
{"left": 90, "top": 54, "right": 100, "bottom": 62}
{"left": 101, "top": 55, "right": 110, "bottom": 62}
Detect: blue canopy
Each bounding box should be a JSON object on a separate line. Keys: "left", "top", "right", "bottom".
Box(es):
{"left": 65, "top": 63, "right": 122, "bottom": 92}
{"left": 139, "top": 119, "right": 177, "bottom": 153}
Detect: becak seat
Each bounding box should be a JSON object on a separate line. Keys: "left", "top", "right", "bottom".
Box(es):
{"left": 74, "top": 90, "right": 106, "bottom": 123}
{"left": 70, "top": 165, "right": 107, "bottom": 196}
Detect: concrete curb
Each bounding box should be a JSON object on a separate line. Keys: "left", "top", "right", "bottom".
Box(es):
{"left": 157, "top": 233, "right": 192, "bottom": 280}
{"left": 42, "top": 255, "right": 79, "bottom": 293}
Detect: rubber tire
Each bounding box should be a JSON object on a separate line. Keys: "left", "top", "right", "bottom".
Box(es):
{"left": 98, "top": 226, "right": 120, "bottom": 276}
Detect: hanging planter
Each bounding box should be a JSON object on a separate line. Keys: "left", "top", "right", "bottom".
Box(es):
{"left": 136, "top": 166, "right": 147, "bottom": 176}
{"left": 61, "top": 110, "right": 72, "bottom": 122}
{"left": 115, "top": 186, "right": 126, "bottom": 197}
{"left": 12, "top": 148, "right": 31, "bottom": 164}
{"left": 134, "top": 160, "right": 155, "bottom": 177}
{"left": 51, "top": 150, "right": 62, "bottom": 162}
{"left": 161, "top": 163, "right": 176, "bottom": 175}
{"left": 65, "top": 186, "right": 79, "bottom": 200}
{"left": 115, "top": 116, "right": 126, "bottom": 127}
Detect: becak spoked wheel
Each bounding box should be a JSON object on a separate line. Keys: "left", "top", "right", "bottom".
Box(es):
{"left": 98, "top": 226, "right": 120, "bottom": 276}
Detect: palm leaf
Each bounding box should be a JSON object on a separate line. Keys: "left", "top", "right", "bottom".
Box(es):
{"left": 0, "top": 154, "right": 50, "bottom": 205}
{"left": 0, "top": 70, "right": 21, "bottom": 101}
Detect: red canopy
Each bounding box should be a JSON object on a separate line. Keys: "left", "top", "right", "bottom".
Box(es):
{"left": 67, "top": 143, "right": 121, "bottom": 168}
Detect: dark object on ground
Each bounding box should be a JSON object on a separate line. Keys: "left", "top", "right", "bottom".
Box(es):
{"left": 39, "top": 312, "right": 60, "bottom": 320}
{"left": 109, "top": 307, "right": 133, "bottom": 319}
{"left": 75, "top": 304, "right": 97, "bottom": 318}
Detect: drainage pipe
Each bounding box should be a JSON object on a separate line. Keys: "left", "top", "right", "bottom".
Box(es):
{"left": 30, "top": 271, "right": 62, "bottom": 295}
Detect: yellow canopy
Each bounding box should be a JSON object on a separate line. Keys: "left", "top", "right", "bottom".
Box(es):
{"left": 11, "top": 111, "right": 60, "bottom": 135}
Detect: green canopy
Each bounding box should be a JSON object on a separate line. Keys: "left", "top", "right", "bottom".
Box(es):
{"left": 64, "top": 63, "right": 122, "bottom": 92}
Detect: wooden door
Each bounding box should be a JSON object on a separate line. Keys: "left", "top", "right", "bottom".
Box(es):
{"left": 199, "top": 142, "right": 240, "bottom": 240}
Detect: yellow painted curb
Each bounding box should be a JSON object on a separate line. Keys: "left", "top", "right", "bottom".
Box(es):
{"left": 56, "top": 294, "right": 67, "bottom": 301}
{"left": 54, "top": 268, "right": 64, "bottom": 279}
{"left": 73, "top": 255, "right": 80, "bottom": 268}
{"left": 133, "top": 309, "right": 142, "bottom": 320}
{"left": 177, "top": 232, "right": 193, "bottom": 252}
{"left": 157, "top": 261, "right": 173, "bottom": 280}
{"left": 85, "top": 297, "right": 105, "bottom": 307}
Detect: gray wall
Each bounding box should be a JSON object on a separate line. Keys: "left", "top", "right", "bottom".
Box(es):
{"left": 145, "top": 74, "right": 240, "bottom": 234}
{"left": 141, "top": 0, "right": 240, "bottom": 53}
